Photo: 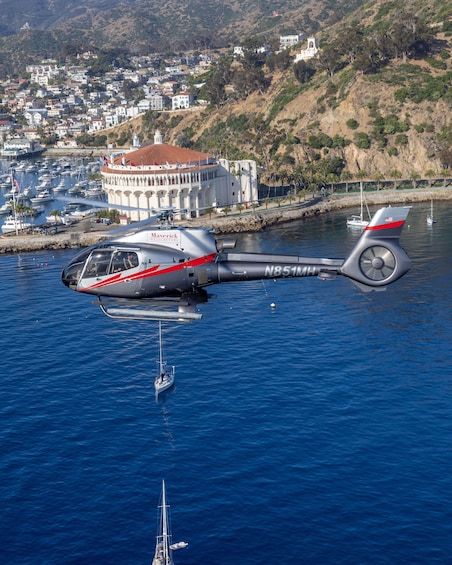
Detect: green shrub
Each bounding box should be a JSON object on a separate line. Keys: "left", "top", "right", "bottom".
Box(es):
{"left": 346, "top": 118, "right": 359, "bottom": 129}
{"left": 425, "top": 57, "right": 447, "bottom": 70}
{"left": 394, "top": 88, "right": 408, "bottom": 103}
{"left": 355, "top": 132, "right": 371, "bottom": 149}
{"left": 395, "top": 134, "right": 408, "bottom": 145}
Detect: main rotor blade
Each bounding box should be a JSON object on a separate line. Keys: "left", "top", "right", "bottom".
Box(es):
{"left": 54, "top": 194, "right": 159, "bottom": 214}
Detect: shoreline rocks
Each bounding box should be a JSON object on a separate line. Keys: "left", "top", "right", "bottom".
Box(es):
{"left": 1, "top": 187, "right": 450, "bottom": 254}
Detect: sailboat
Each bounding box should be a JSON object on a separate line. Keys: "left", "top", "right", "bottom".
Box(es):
{"left": 346, "top": 181, "right": 370, "bottom": 229}
{"left": 154, "top": 321, "right": 175, "bottom": 395}
{"left": 426, "top": 197, "right": 436, "bottom": 225}
{"left": 1, "top": 175, "right": 32, "bottom": 234}
{"left": 152, "top": 480, "right": 188, "bottom": 565}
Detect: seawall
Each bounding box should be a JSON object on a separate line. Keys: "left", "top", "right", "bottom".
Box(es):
{"left": 1, "top": 187, "right": 450, "bottom": 255}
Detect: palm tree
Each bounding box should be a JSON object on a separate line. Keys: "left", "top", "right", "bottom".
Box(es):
{"left": 390, "top": 169, "right": 402, "bottom": 190}
{"left": 424, "top": 169, "right": 436, "bottom": 188}
{"left": 285, "top": 194, "right": 296, "bottom": 206}
{"left": 340, "top": 170, "right": 353, "bottom": 192}
{"left": 50, "top": 209, "right": 61, "bottom": 223}
{"left": 409, "top": 171, "right": 420, "bottom": 189}
{"left": 373, "top": 172, "right": 385, "bottom": 191}
{"left": 355, "top": 170, "right": 368, "bottom": 180}
{"left": 14, "top": 203, "right": 29, "bottom": 231}
{"left": 49, "top": 209, "right": 61, "bottom": 232}
{"left": 326, "top": 173, "right": 337, "bottom": 193}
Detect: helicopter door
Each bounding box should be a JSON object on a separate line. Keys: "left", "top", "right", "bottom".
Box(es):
{"left": 79, "top": 249, "right": 142, "bottom": 297}
{"left": 81, "top": 249, "right": 113, "bottom": 281}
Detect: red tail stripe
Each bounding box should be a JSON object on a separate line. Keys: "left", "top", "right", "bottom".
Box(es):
{"left": 81, "top": 253, "right": 217, "bottom": 292}
{"left": 365, "top": 219, "right": 405, "bottom": 232}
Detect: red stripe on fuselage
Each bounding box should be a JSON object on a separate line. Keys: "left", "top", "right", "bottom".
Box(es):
{"left": 79, "top": 253, "right": 217, "bottom": 293}
{"left": 365, "top": 219, "right": 405, "bottom": 231}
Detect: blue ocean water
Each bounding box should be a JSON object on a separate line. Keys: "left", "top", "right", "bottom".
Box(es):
{"left": 1, "top": 201, "right": 451, "bottom": 564}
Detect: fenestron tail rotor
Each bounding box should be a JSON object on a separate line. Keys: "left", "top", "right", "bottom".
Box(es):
{"left": 359, "top": 245, "right": 396, "bottom": 282}
{"left": 340, "top": 206, "right": 411, "bottom": 290}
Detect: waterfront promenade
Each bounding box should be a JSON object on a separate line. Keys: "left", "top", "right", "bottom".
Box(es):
{"left": 0, "top": 186, "right": 450, "bottom": 254}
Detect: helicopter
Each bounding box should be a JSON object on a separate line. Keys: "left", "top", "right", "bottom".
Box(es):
{"left": 61, "top": 204, "right": 412, "bottom": 322}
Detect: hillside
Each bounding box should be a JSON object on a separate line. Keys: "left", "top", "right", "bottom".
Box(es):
{"left": 1, "top": 0, "right": 451, "bottom": 182}
{"left": 0, "top": 0, "right": 369, "bottom": 49}
{"left": 115, "top": 43, "right": 452, "bottom": 181}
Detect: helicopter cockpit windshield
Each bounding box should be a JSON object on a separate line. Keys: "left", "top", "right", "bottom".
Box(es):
{"left": 82, "top": 249, "right": 139, "bottom": 279}
{"left": 62, "top": 247, "right": 140, "bottom": 289}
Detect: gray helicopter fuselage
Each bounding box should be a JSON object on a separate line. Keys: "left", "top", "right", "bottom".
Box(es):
{"left": 61, "top": 207, "right": 412, "bottom": 302}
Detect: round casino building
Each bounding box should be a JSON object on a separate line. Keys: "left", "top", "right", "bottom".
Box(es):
{"left": 101, "top": 131, "right": 258, "bottom": 221}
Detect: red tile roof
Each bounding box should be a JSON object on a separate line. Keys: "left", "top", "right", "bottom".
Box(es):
{"left": 114, "top": 143, "right": 213, "bottom": 167}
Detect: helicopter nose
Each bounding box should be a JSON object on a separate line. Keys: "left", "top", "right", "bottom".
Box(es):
{"left": 61, "top": 268, "right": 70, "bottom": 287}
{"left": 61, "top": 264, "right": 81, "bottom": 289}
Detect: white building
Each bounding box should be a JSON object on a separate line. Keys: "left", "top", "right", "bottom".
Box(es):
{"left": 147, "top": 93, "right": 167, "bottom": 111}
{"left": 23, "top": 109, "right": 47, "bottom": 127}
{"left": 171, "top": 92, "right": 192, "bottom": 110}
{"left": 294, "top": 37, "right": 320, "bottom": 62}
{"left": 279, "top": 34, "right": 305, "bottom": 51}
{"left": 101, "top": 130, "right": 258, "bottom": 221}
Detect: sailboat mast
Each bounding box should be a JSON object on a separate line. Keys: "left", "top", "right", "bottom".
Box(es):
{"left": 159, "top": 321, "right": 163, "bottom": 373}
{"left": 161, "top": 479, "right": 172, "bottom": 565}
{"left": 360, "top": 181, "right": 364, "bottom": 220}
{"left": 12, "top": 172, "right": 19, "bottom": 235}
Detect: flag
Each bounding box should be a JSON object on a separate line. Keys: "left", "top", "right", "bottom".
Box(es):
{"left": 13, "top": 177, "right": 20, "bottom": 192}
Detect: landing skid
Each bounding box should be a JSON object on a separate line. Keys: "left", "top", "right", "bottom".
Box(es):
{"left": 96, "top": 295, "right": 203, "bottom": 322}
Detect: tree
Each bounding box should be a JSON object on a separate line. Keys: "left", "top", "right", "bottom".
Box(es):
{"left": 373, "top": 172, "right": 385, "bottom": 191}
{"left": 293, "top": 60, "right": 315, "bottom": 84}
{"left": 232, "top": 57, "right": 268, "bottom": 99}
{"left": 387, "top": 12, "right": 434, "bottom": 63}
{"left": 204, "top": 56, "right": 232, "bottom": 107}
{"left": 425, "top": 169, "right": 436, "bottom": 187}
{"left": 316, "top": 45, "right": 342, "bottom": 77}
{"left": 266, "top": 50, "right": 292, "bottom": 72}
{"left": 340, "top": 170, "right": 354, "bottom": 192}
{"left": 390, "top": 169, "right": 403, "bottom": 189}
{"left": 49, "top": 209, "right": 61, "bottom": 231}
{"left": 409, "top": 171, "right": 420, "bottom": 189}
{"left": 333, "top": 25, "right": 364, "bottom": 64}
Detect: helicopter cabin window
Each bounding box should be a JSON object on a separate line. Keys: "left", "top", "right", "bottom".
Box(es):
{"left": 82, "top": 250, "right": 113, "bottom": 278}
{"left": 111, "top": 251, "right": 139, "bottom": 273}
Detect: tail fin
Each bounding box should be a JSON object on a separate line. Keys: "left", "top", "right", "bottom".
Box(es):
{"left": 340, "top": 206, "right": 411, "bottom": 291}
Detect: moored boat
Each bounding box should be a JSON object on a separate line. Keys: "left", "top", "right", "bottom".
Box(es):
{"left": 1, "top": 215, "right": 33, "bottom": 234}
{"left": 152, "top": 480, "right": 188, "bottom": 565}
{"left": 154, "top": 321, "right": 175, "bottom": 395}
{"left": 346, "top": 181, "right": 371, "bottom": 230}
{"left": 1, "top": 137, "right": 45, "bottom": 159}
{"left": 426, "top": 197, "right": 436, "bottom": 225}
{"left": 30, "top": 189, "right": 54, "bottom": 203}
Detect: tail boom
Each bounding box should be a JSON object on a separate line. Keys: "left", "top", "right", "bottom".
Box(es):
{"left": 213, "top": 206, "right": 411, "bottom": 291}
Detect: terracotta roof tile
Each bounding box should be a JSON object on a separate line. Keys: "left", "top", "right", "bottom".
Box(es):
{"left": 114, "top": 143, "right": 213, "bottom": 166}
